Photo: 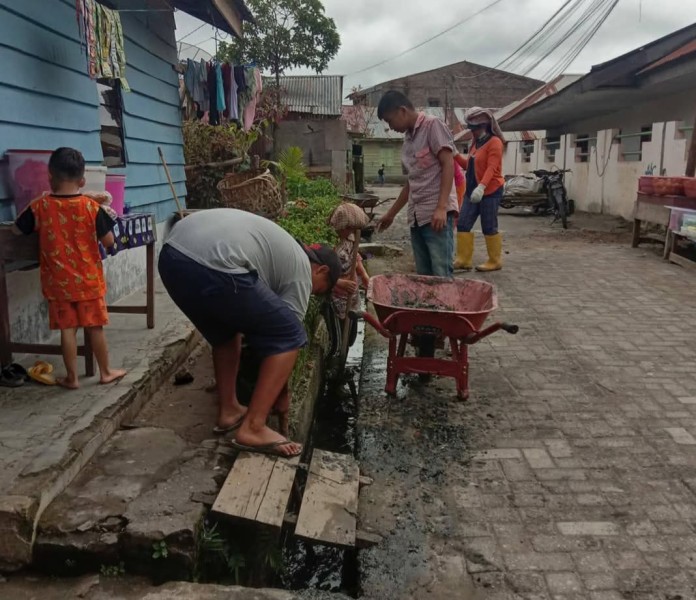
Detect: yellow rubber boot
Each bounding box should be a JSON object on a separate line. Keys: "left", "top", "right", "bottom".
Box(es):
{"left": 453, "top": 232, "right": 474, "bottom": 271}
{"left": 476, "top": 233, "right": 503, "bottom": 272}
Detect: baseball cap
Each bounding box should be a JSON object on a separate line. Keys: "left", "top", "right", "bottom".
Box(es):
{"left": 303, "top": 243, "right": 342, "bottom": 290}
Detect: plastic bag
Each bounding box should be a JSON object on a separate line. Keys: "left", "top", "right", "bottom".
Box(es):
{"left": 504, "top": 175, "right": 542, "bottom": 196}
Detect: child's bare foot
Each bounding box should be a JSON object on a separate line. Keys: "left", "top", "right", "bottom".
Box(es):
{"left": 57, "top": 376, "right": 79, "bottom": 390}
{"left": 100, "top": 368, "right": 127, "bottom": 385}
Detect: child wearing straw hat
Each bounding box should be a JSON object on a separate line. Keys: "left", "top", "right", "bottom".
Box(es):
{"left": 328, "top": 203, "right": 371, "bottom": 332}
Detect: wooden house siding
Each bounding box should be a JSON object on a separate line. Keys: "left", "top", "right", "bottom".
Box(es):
{"left": 0, "top": 0, "right": 187, "bottom": 223}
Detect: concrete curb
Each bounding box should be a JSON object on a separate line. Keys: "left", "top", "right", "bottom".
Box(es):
{"left": 0, "top": 325, "right": 201, "bottom": 571}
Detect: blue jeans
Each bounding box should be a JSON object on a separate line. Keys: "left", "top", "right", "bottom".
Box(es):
{"left": 410, "top": 214, "right": 454, "bottom": 277}
{"left": 457, "top": 188, "right": 503, "bottom": 235}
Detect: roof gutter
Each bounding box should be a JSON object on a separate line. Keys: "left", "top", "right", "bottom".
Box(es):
{"left": 212, "top": 0, "right": 244, "bottom": 38}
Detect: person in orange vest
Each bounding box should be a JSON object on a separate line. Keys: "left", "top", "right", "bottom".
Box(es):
{"left": 454, "top": 107, "right": 506, "bottom": 272}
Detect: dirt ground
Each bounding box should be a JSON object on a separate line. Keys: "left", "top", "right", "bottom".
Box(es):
{"left": 132, "top": 344, "right": 218, "bottom": 444}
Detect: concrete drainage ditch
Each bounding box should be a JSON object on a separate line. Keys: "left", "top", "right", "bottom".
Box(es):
{"left": 25, "top": 308, "right": 364, "bottom": 599}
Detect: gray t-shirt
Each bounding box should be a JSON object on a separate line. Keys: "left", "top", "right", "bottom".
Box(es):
{"left": 165, "top": 209, "right": 312, "bottom": 322}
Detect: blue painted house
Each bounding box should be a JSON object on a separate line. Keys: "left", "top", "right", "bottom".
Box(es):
{"left": 0, "top": 0, "right": 253, "bottom": 341}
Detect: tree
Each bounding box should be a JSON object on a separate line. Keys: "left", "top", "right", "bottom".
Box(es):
{"left": 217, "top": 0, "right": 340, "bottom": 87}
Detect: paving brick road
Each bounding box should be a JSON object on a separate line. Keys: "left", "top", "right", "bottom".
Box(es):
{"left": 358, "top": 196, "right": 696, "bottom": 599}
{"left": 464, "top": 219, "right": 696, "bottom": 599}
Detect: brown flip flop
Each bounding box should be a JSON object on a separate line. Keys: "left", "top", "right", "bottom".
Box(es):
{"left": 212, "top": 414, "right": 245, "bottom": 435}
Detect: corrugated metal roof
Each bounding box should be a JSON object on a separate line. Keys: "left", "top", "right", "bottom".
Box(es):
{"left": 270, "top": 76, "right": 344, "bottom": 116}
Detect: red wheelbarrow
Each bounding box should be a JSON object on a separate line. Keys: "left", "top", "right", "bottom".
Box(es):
{"left": 353, "top": 274, "right": 518, "bottom": 400}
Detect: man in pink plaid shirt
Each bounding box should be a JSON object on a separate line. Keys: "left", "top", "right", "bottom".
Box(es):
{"left": 376, "top": 91, "right": 458, "bottom": 277}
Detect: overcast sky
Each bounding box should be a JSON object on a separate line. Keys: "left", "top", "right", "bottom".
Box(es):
{"left": 175, "top": 0, "right": 696, "bottom": 93}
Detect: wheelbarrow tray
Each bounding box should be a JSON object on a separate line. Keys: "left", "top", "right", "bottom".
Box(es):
{"left": 368, "top": 274, "right": 498, "bottom": 332}
{"left": 359, "top": 274, "right": 516, "bottom": 400}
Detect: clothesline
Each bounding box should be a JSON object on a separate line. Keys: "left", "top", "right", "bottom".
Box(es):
{"left": 181, "top": 59, "right": 262, "bottom": 131}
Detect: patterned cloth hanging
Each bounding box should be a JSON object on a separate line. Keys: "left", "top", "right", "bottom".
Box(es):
{"left": 76, "top": 0, "right": 129, "bottom": 91}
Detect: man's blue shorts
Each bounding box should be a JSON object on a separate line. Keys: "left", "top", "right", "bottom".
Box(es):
{"left": 158, "top": 244, "right": 307, "bottom": 356}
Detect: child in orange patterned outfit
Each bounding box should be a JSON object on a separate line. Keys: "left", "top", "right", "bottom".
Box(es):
{"left": 14, "top": 148, "right": 126, "bottom": 389}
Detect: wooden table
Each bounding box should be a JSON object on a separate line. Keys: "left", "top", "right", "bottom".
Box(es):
{"left": 631, "top": 193, "right": 696, "bottom": 253}
{"left": 0, "top": 215, "right": 156, "bottom": 376}
{"left": 665, "top": 206, "right": 696, "bottom": 270}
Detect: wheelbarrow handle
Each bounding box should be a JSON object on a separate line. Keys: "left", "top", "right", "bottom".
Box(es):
{"left": 502, "top": 323, "right": 520, "bottom": 334}
{"left": 349, "top": 310, "right": 392, "bottom": 339}
{"left": 464, "top": 322, "right": 519, "bottom": 344}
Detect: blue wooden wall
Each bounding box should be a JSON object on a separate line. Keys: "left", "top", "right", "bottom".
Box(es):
{"left": 0, "top": 0, "right": 186, "bottom": 223}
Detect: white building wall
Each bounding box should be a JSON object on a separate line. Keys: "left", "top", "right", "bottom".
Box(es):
{"left": 501, "top": 89, "right": 696, "bottom": 220}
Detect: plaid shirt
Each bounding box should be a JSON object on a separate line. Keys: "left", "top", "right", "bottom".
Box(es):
{"left": 402, "top": 113, "right": 458, "bottom": 227}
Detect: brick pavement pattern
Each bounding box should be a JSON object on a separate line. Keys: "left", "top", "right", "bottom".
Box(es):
{"left": 359, "top": 206, "right": 696, "bottom": 599}
{"left": 459, "top": 228, "right": 696, "bottom": 599}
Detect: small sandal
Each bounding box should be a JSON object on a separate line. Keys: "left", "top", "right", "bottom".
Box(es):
{"left": 0, "top": 365, "right": 24, "bottom": 388}
{"left": 27, "top": 361, "right": 56, "bottom": 386}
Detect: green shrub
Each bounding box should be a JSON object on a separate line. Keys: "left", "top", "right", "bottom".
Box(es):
{"left": 278, "top": 195, "right": 340, "bottom": 246}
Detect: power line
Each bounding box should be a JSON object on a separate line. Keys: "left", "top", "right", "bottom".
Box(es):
{"left": 514, "top": 0, "right": 606, "bottom": 76}
{"left": 538, "top": 0, "right": 619, "bottom": 80}
{"left": 177, "top": 22, "right": 208, "bottom": 44}
{"left": 453, "top": 0, "right": 619, "bottom": 83}
{"left": 346, "top": 0, "right": 509, "bottom": 76}
{"left": 454, "top": 0, "right": 580, "bottom": 80}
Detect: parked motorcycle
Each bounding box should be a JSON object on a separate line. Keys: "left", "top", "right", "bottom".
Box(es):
{"left": 533, "top": 169, "right": 574, "bottom": 229}
{"left": 500, "top": 169, "right": 574, "bottom": 229}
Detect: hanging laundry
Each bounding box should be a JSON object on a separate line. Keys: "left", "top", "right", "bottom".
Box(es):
{"left": 221, "top": 63, "right": 231, "bottom": 119}
{"left": 234, "top": 66, "right": 248, "bottom": 94}
{"left": 184, "top": 58, "right": 207, "bottom": 113}
{"left": 76, "top": 0, "right": 129, "bottom": 90}
{"left": 76, "top": 0, "right": 98, "bottom": 78}
{"left": 215, "top": 63, "right": 226, "bottom": 114}
{"left": 236, "top": 65, "right": 251, "bottom": 124}
{"left": 207, "top": 63, "right": 220, "bottom": 126}
{"left": 228, "top": 64, "right": 239, "bottom": 121}
{"left": 243, "top": 68, "right": 262, "bottom": 132}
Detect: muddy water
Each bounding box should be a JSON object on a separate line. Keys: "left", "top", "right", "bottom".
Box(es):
{"left": 281, "top": 315, "right": 365, "bottom": 595}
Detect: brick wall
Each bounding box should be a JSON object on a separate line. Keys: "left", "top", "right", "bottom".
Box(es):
{"left": 362, "top": 62, "right": 542, "bottom": 109}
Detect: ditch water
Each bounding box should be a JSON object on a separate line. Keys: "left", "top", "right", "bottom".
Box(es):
{"left": 281, "top": 314, "right": 365, "bottom": 596}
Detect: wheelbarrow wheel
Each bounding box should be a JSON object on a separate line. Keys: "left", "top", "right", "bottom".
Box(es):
{"left": 415, "top": 335, "right": 435, "bottom": 383}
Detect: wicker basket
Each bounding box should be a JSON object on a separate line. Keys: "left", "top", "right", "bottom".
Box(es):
{"left": 216, "top": 169, "right": 284, "bottom": 220}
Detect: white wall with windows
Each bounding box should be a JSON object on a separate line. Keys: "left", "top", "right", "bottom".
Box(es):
{"left": 500, "top": 89, "right": 696, "bottom": 220}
